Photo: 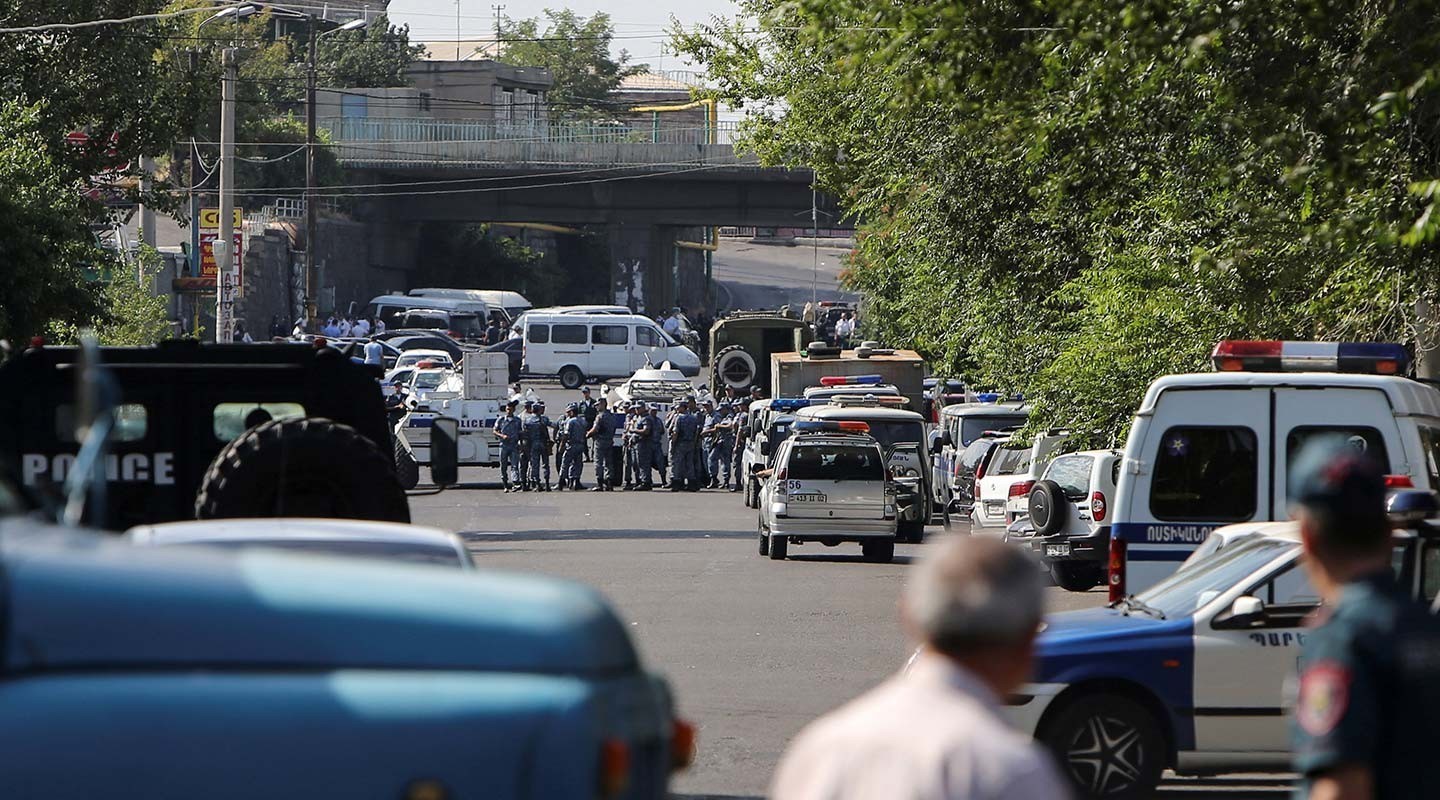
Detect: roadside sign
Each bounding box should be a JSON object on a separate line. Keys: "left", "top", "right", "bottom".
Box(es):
{"left": 198, "top": 207, "right": 244, "bottom": 289}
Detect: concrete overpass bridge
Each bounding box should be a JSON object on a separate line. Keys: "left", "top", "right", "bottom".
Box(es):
{"left": 322, "top": 117, "right": 848, "bottom": 315}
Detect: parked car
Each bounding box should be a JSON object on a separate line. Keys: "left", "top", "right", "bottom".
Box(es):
{"left": 126, "top": 518, "right": 476, "bottom": 569}
{"left": 486, "top": 336, "right": 523, "bottom": 382}
{"left": 756, "top": 421, "right": 899, "bottom": 562}
{"left": 394, "top": 348, "right": 455, "bottom": 371}
{"left": 381, "top": 332, "right": 472, "bottom": 364}
{"left": 939, "top": 434, "right": 1007, "bottom": 519}
{"left": 396, "top": 308, "right": 486, "bottom": 344}
{"left": 1009, "top": 450, "right": 1122, "bottom": 592}
{"left": 971, "top": 434, "right": 1067, "bottom": 531}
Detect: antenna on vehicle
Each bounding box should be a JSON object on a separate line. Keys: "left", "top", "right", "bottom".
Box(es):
{"left": 62, "top": 332, "right": 117, "bottom": 527}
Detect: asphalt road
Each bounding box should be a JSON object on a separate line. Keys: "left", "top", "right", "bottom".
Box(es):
{"left": 411, "top": 381, "right": 1291, "bottom": 798}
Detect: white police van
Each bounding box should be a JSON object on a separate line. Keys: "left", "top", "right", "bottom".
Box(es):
{"left": 1008, "top": 493, "right": 1440, "bottom": 800}
{"left": 522, "top": 313, "right": 701, "bottom": 389}
{"left": 1109, "top": 341, "right": 1440, "bottom": 601}
{"left": 929, "top": 396, "right": 1029, "bottom": 512}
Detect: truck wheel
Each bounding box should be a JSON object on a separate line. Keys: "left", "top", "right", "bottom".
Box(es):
{"left": 394, "top": 435, "right": 420, "bottom": 491}
{"left": 1039, "top": 693, "right": 1166, "bottom": 800}
{"left": 559, "top": 365, "right": 584, "bottom": 390}
{"left": 768, "top": 532, "right": 788, "bottom": 560}
{"left": 713, "top": 345, "right": 757, "bottom": 390}
{"left": 1051, "top": 562, "right": 1101, "bottom": 592}
{"left": 196, "top": 417, "right": 410, "bottom": 523}
{"left": 861, "top": 539, "right": 896, "bottom": 563}
{"left": 897, "top": 519, "right": 925, "bottom": 544}
{"left": 1028, "top": 480, "right": 1069, "bottom": 537}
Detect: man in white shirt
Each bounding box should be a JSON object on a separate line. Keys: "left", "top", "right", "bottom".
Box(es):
{"left": 771, "top": 536, "right": 1069, "bottom": 800}
{"left": 662, "top": 308, "right": 682, "bottom": 337}
{"left": 374, "top": 317, "right": 386, "bottom": 335}
{"left": 337, "top": 317, "right": 352, "bottom": 337}
{"left": 353, "top": 317, "right": 371, "bottom": 338}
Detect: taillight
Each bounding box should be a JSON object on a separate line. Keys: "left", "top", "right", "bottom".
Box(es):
{"left": 975, "top": 460, "right": 987, "bottom": 480}
{"left": 447, "top": 329, "right": 460, "bottom": 338}
{"left": 599, "top": 738, "right": 631, "bottom": 798}
{"left": 1091, "top": 491, "right": 1107, "bottom": 521}
{"left": 1386, "top": 474, "right": 1414, "bottom": 489}
{"left": 1108, "top": 538, "right": 1127, "bottom": 604}
{"left": 1008, "top": 480, "right": 1035, "bottom": 499}
{"left": 776, "top": 467, "right": 787, "bottom": 481}
{"left": 671, "top": 719, "right": 697, "bottom": 772}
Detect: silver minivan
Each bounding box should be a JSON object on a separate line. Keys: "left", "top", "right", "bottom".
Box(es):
{"left": 757, "top": 423, "right": 899, "bottom": 563}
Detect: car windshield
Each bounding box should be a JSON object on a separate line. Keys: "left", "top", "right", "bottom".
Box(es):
{"left": 1133, "top": 537, "right": 1297, "bottom": 619}
{"left": 787, "top": 443, "right": 885, "bottom": 481}
{"left": 960, "top": 414, "right": 1027, "bottom": 446}
{"left": 412, "top": 371, "right": 447, "bottom": 390}
{"left": 850, "top": 421, "right": 924, "bottom": 449}
{"left": 988, "top": 445, "right": 1032, "bottom": 476}
{"left": 448, "top": 313, "right": 484, "bottom": 338}
{"left": 180, "top": 539, "right": 466, "bottom": 567}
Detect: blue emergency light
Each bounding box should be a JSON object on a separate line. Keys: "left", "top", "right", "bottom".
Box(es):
{"left": 975, "top": 392, "right": 1001, "bottom": 403}
{"left": 770, "top": 398, "right": 812, "bottom": 411}
{"left": 819, "top": 374, "right": 884, "bottom": 386}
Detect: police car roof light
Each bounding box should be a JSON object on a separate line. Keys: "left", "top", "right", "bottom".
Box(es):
{"left": 1211, "top": 340, "right": 1410, "bottom": 375}
{"left": 818, "top": 374, "right": 884, "bottom": 386}
{"left": 974, "top": 392, "right": 1001, "bottom": 403}
{"left": 770, "top": 398, "right": 812, "bottom": 411}
{"left": 793, "top": 420, "right": 870, "bottom": 434}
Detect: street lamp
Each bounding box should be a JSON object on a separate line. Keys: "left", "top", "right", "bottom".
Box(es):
{"left": 304, "top": 15, "right": 370, "bottom": 331}
{"left": 199, "top": 4, "right": 258, "bottom": 28}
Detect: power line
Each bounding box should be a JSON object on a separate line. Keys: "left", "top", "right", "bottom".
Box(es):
{"left": 0, "top": 3, "right": 245, "bottom": 34}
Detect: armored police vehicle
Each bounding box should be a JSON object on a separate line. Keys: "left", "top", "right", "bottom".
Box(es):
{"left": 397, "top": 351, "right": 510, "bottom": 487}
{"left": 1109, "top": 340, "right": 1440, "bottom": 601}
{"left": 0, "top": 340, "right": 413, "bottom": 530}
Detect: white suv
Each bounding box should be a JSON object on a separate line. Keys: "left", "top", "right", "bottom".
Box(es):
{"left": 1010, "top": 449, "right": 1122, "bottom": 592}
{"left": 974, "top": 433, "right": 1068, "bottom": 530}
{"left": 757, "top": 422, "right": 899, "bottom": 563}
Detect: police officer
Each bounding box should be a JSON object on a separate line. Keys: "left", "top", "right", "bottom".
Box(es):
{"left": 587, "top": 397, "right": 615, "bottom": 491}
{"left": 730, "top": 398, "right": 750, "bottom": 492}
{"left": 706, "top": 401, "right": 735, "bottom": 490}
{"left": 619, "top": 403, "right": 637, "bottom": 490}
{"left": 630, "top": 402, "right": 653, "bottom": 490}
{"left": 1289, "top": 441, "right": 1440, "bottom": 799}
{"left": 579, "top": 387, "right": 598, "bottom": 462}
{"left": 493, "top": 399, "right": 522, "bottom": 492}
{"left": 649, "top": 403, "right": 667, "bottom": 487}
{"left": 524, "top": 400, "right": 553, "bottom": 491}
{"left": 518, "top": 399, "right": 535, "bottom": 490}
{"left": 698, "top": 398, "right": 717, "bottom": 488}
{"left": 557, "top": 403, "right": 587, "bottom": 491}
{"left": 668, "top": 398, "right": 700, "bottom": 492}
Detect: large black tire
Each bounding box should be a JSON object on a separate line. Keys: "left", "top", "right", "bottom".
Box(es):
{"left": 558, "top": 365, "right": 584, "bottom": 390}
{"left": 758, "top": 516, "right": 770, "bottom": 556}
{"left": 196, "top": 417, "right": 410, "bottom": 523}
{"left": 394, "top": 434, "right": 420, "bottom": 490}
{"left": 861, "top": 539, "right": 896, "bottom": 563}
{"left": 1039, "top": 693, "right": 1167, "bottom": 800}
{"left": 897, "top": 519, "right": 925, "bottom": 544}
{"left": 1029, "top": 479, "right": 1069, "bottom": 536}
{"left": 1051, "top": 562, "right": 1102, "bottom": 592}
{"left": 713, "top": 345, "right": 758, "bottom": 391}
{"left": 768, "top": 532, "right": 788, "bottom": 560}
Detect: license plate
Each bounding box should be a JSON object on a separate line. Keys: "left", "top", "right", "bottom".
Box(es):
{"left": 1045, "top": 543, "right": 1071, "bottom": 558}
{"left": 984, "top": 500, "right": 1004, "bottom": 510}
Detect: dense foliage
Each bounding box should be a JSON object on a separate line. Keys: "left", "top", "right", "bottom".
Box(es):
{"left": 504, "top": 10, "right": 647, "bottom": 113}
{"left": 677, "top": 1, "right": 1440, "bottom": 443}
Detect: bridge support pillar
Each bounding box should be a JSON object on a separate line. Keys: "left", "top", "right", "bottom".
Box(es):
{"left": 607, "top": 224, "right": 710, "bottom": 318}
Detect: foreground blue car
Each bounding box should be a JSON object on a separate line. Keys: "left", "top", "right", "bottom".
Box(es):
{"left": 0, "top": 521, "right": 690, "bottom": 799}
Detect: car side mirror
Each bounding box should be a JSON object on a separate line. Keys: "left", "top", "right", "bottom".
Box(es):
{"left": 760, "top": 441, "right": 771, "bottom": 457}
{"left": 1215, "top": 595, "right": 1266, "bottom": 629}
{"left": 429, "top": 417, "right": 460, "bottom": 488}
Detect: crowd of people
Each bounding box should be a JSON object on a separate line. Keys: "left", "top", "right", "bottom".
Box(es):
{"left": 490, "top": 384, "right": 764, "bottom": 493}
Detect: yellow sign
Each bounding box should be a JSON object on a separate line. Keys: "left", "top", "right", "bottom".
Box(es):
{"left": 199, "top": 208, "right": 243, "bottom": 230}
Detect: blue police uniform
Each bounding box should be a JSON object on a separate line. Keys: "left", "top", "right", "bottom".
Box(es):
{"left": 649, "top": 408, "right": 667, "bottom": 484}
{"left": 517, "top": 405, "right": 534, "bottom": 489}
{"left": 729, "top": 405, "right": 748, "bottom": 491}
{"left": 631, "top": 412, "right": 653, "bottom": 489}
{"left": 705, "top": 408, "right": 735, "bottom": 489}
{"left": 493, "top": 409, "right": 523, "bottom": 490}
{"left": 559, "top": 410, "right": 587, "bottom": 489}
{"left": 670, "top": 406, "right": 702, "bottom": 491}
{"left": 523, "top": 409, "right": 552, "bottom": 490}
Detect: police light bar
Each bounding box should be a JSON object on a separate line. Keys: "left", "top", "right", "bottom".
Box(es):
{"left": 1211, "top": 341, "right": 1410, "bottom": 375}
{"left": 818, "top": 374, "right": 884, "bottom": 386}
{"left": 793, "top": 420, "right": 871, "bottom": 434}
{"left": 829, "top": 394, "right": 909, "bottom": 407}
{"left": 770, "top": 398, "right": 812, "bottom": 412}
{"left": 974, "top": 392, "right": 1001, "bottom": 403}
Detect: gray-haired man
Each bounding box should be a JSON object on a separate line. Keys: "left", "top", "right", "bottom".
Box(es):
{"left": 772, "top": 537, "right": 1068, "bottom": 800}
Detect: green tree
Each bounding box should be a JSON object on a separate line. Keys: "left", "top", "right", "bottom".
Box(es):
{"left": 677, "top": 1, "right": 1440, "bottom": 443}
{"left": 503, "top": 10, "right": 647, "bottom": 112}
{"left": 48, "top": 245, "right": 175, "bottom": 347}
{"left": 316, "top": 14, "right": 424, "bottom": 88}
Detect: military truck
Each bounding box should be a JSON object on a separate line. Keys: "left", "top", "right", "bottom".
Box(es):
{"left": 708, "top": 312, "right": 813, "bottom": 396}
{"left": 0, "top": 340, "right": 448, "bottom": 531}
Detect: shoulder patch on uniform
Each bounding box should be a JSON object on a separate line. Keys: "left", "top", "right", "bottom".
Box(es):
{"left": 1297, "top": 660, "right": 1351, "bottom": 736}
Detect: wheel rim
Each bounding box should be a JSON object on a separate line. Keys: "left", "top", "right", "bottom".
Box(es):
{"left": 1064, "top": 713, "right": 1147, "bottom": 796}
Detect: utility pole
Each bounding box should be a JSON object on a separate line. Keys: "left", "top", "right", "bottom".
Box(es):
{"left": 188, "top": 49, "right": 202, "bottom": 285}
{"left": 455, "top": 0, "right": 462, "bottom": 60}
{"left": 305, "top": 20, "right": 319, "bottom": 332}
{"left": 492, "top": 4, "right": 505, "bottom": 58}
{"left": 217, "top": 47, "right": 238, "bottom": 344}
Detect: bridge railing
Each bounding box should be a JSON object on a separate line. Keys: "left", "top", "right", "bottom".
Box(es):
{"left": 321, "top": 117, "right": 739, "bottom": 146}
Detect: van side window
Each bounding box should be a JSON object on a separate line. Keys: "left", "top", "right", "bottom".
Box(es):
{"left": 377, "top": 306, "right": 404, "bottom": 330}
{"left": 1285, "top": 426, "right": 1389, "bottom": 478}
{"left": 1419, "top": 426, "right": 1440, "bottom": 488}
{"left": 1149, "top": 426, "right": 1258, "bottom": 522}
{"left": 552, "top": 325, "right": 587, "bottom": 344}
{"left": 637, "top": 326, "right": 659, "bottom": 347}
{"left": 593, "top": 325, "right": 629, "bottom": 345}
{"left": 528, "top": 324, "right": 550, "bottom": 344}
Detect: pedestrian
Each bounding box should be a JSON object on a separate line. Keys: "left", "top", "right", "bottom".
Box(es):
{"left": 337, "top": 316, "right": 352, "bottom": 338}
{"left": 649, "top": 403, "right": 668, "bottom": 487}
{"left": 587, "top": 397, "right": 615, "bottom": 491}
{"left": 631, "top": 403, "right": 653, "bottom": 490}
{"left": 663, "top": 308, "right": 683, "bottom": 338}
{"left": 363, "top": 340, "right": 384, "bottom": 367}
{"left": 802, "top": 301, "right": 817, "bottom": 326}
{"left": 580, "top": 386, "right": 598, "bottom": 462}
{"left": 374, "top": 316, "right": 386, "bottom": 335}
{"left": 621, "top": 403, "right": 641, "bottom": 490}
{"left": 729, "top": 400, "right": 749, "bottom": 492}
{"left": 771, "top": 536, "right": 1068, "bottom": 800}
{"left": 493, "top": 400, "right": 522, "bottom": 492}
{"left": 268, "top": 314, "right": 284, "bottom": 339}
{"left": 486, "top": 316, "right": 503, "bottom": 347}
{"left": 698, "top": 399, "right": 718, "bottom": 489}
{"left": 558, "top": 403, "right": 587, "bottom": 491}
{"left": 527, "top": 400, "right": 553, "bottom": 491}
{"left": 705, "top": 401, "right": 734, "bottom": 490}
{"left": 518, "top": 399, "right": 535, "bottom": 490}
{"left": 1288, "top": 441, "right": 1440, "bottom": 800}
{"left": 675, "top": 399, "right": 703, "bottom": 492}
{"left": 353, "top": 316, "right": 371, "bottom": 338}
{"left": 234, "top": 320, "right": 253, "bottom": 343}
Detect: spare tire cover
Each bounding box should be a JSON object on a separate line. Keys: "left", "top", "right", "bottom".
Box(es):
{"left": 715, "top": 345, "right": 757, "bottom": 389}
{"left": 1028, "top": 479, "right": 1068, "bottom": 537}
{"left": 196, "top": 417, "right": 410, "bottom": 523}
